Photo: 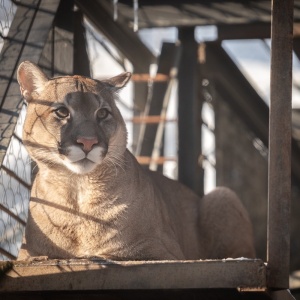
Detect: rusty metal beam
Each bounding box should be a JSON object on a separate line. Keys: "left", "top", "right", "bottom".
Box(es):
{"left": 217, "top": 23, "right": 300, "bottom": 41}
{"left": 178, "top": 29, "right": 204, "bottom": 196}
{"left": 0, "top": 258, "right": 267, "bottom": 292}
{"left": 267, "top": 0, "right": 294, "bottom": 289}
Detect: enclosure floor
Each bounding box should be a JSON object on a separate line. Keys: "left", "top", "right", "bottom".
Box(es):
{"left": 0, "top": 258, "right": 270, "bottom": 299}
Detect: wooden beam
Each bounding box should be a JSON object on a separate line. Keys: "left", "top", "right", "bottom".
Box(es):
{"left": 0, "top": 258, "right": 266, "bottom": 292}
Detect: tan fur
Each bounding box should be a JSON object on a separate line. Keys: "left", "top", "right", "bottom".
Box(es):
{"left": 17, "top": 61, "right": 255, "bottom": 260}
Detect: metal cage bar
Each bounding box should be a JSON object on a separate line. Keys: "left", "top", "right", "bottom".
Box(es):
{"left": 267, "top": 0, "right": 294, "bottom": 289}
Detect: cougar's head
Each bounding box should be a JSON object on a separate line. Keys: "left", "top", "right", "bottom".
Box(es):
{"left": 17, "top": 61, "right": 131, "bottom": 175}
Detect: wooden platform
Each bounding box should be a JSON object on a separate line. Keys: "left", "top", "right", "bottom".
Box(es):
{"left": 0, "top": 258, "right": 271, "bottom": 299}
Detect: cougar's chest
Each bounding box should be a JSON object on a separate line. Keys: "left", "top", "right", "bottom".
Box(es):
{"left": 28, "top": 175, "right": 124, "bottom": 257}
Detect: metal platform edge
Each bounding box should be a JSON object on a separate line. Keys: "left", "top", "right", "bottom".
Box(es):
{"left": 0, "top": 258, "right": 267, "bottom": 292}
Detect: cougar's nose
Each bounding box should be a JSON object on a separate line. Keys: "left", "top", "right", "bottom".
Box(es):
{"left": 77, "top": 136, "right": 99, "bottom": 153}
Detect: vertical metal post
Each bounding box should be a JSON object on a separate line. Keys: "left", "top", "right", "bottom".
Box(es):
{"left": 267, "top": 0, "right": 294, "bottom": 289}
{"left": 178, "top": 28, "right": 204, "bottom": 196}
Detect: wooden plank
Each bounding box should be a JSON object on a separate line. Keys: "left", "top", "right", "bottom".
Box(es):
{"left": 0, "top": 259, "right": 267, "bottom": 292}
{"left": 136, "top": 156, "right": 176, "bottom": 165}
{"left": 0, "top": 0, "right": 61, "bottom": 165}
{"left": 267, "top": 0, "right": 294, "bottom": 289}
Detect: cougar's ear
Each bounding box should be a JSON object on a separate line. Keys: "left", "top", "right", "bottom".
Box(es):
{"left": 17, "top": 61, "right": 48, "bottom": 102}
{"left": 104, "top": 72, "right": 131, "bottom": 90}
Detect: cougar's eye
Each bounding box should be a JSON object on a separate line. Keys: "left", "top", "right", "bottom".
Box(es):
{"left": 55, "top": 106, "right": 70, "bottom": 119}
{"left": 97, "top": 108, "right": 109, "bottom": 120}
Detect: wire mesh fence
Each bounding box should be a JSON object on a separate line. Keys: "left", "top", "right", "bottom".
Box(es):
{"left": 0, "top": 0, "right": 31, "bottom": 260}
{"left": 0, "top": 103, "right": 31, "bottom": 260}
{"left": 0, "top": 0, "right": 17, "bottom": 53}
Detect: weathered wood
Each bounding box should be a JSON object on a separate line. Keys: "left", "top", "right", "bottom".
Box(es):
{"left": 131, "top": 73, "right": 169, "bottom": 82}
{"left": 0, "top": 258, "right": 266, "bottom": 292}
{"left": 267, "top": 0, "right": 294, "bottom": 289}
{"left": 127, "top": 115, "right": 177, "bottom": 124}
{"left": 136, "top": 156, "right": 176, "bottom": 165}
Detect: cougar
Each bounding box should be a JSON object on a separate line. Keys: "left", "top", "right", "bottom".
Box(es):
{"left": 17, "top": 61, "right": 255, "bottom": 260}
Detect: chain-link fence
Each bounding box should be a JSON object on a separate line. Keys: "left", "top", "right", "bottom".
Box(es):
{"left": 0, "top": 0, "right": 16, "bottom": 51}
{"left": 0, "top": 0, "right": 31, "bottom": 260}
{"left": 0, "top": 104, "right": 31, "bottom": 260}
